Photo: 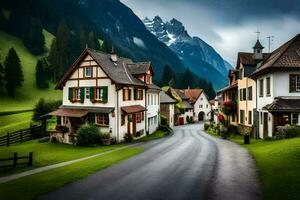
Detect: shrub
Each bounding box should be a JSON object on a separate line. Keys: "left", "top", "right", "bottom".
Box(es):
{"left": 237, "top": 125, "right": 252, "bottom": 136}
{"left": 38, "top": 136, "right": 50, "bottom": 143}
{"left": 161, "top": 115, "right": 168, "bottom": 126}
{"left": 76, "top": 124, "right": 100, "bottom": 146}
{"left": 263, "top": 136, "right": 273, "bottom": 141}
{"left": 276, "top": 125, "right": 300, "bottom": 139}
{"left": 32, "top": 98, "right": 62, "bottom": 121}
{"left": 204, "top": 123, "right": 210, "bottom": 131}
{"left": 100, "top": 133, "right": 111, "bottom": 139}
{"left": 186, "top": 116, "right": 190, "bottom": 123}
{"left": 124, "top": 133, "right": 133, "bottom": 143}
{"left": 159, "top": 125, "right": 172, "bottom": 135}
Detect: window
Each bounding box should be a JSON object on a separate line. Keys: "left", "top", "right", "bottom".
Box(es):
{"left": 259, "top": 79, "right": 264, "bottom": 97}
{"left": 248, "top": 111, "right": 252, "bottom": 125}
{"left": 243, "top": 88, "right": 246, "bottom": 100}
{"left": 240, "top": 89, "right": 242, "bottom": 101}
{"left": 121, "top": 114, "right": 125, "bottom": 126}
{"left": 96, "top": 113, "right": 109, "bottom": 125}
{"left": 86, "top": 88, "right": 90, "bottom": 99}
{"left": 85, "top": 67, "right": 91, "bottom": 77}
{"left": 200, "top": 98, "right": 203, "bottom": 101}
{"left": 75, "top": 88, "right": 80, "bottom": 100}
{"left": 137, "top": 89, "right": 143, "bottom": 100}
{"left": 266, "top": 77, "right": 271, "bottom": 96}
{"left": 240, "top": 110, "right": 245, "bottom": 124}
{"left": 297, "top": 76, "right": 300, "bottom": 91}
{"left": 292, "top": 113, "right": 299, "bottom": 125}
{"left": 206, "top": 104, "right": 208, "bottom": 108}
{"left": 96, "top": 88, "right": 104, "bottom": 101}
{"left": 247, "top": 87, "right": 252, "bottom": 100}
{"left": 136, "top": 113, "right": 142, "bottom": 123}
{"left": 200, "top": 105, "right": 203, "bottom": 108}
{"left": 260, "top": 112, "right": 263, "bottom": 125}
{"left": 123, "top": 88, "right": 131, "bottom": 101}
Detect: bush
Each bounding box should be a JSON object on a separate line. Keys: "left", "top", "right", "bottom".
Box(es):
{"left": 186, "top": 116, "right": 189, "bottom": 123}
{"left": 32, "top": 98, "right": 62, "bottom": 121}
{"left": 38, "top": 136, "right": 50, "bottom": 143}
{"left": 159, "top": 125, "right": 172, "bottom": 135}
{"left": 100, "top": 133, "right": 111, "bottom": 139}
{"left": 124, "top": 133, "right": 133, "bottom": 143}
{"left": 204, "top": 123, "right": 210, "bottom": 131}
{"left": 276, "top": 125, "right": 300, "bottom": 139}
{"left": 76, "top": 124, "right": 100, "bottom": 146}
{"left": 161, "top": 115, "right": 168, "bottom": 126}
{"left": 263, "top": 136, "right": 273, "bottom": 141}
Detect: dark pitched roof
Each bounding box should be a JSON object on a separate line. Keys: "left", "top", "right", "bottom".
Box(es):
{"left": 56, "top": 49, "right": 147, "bottom": 89}
{"left": 253, "top": 40, "right": 264, "bottom": 49}
{"left": 174, "top": 89, "right": 189, "bottom": 100}
{"left": 160, "top": 92, "right": 176, "bottom": 104}
{"left": 252, "top": 34, "right": 300, "bottom": 76}
{"left": 236, "top": 52, "right": 270, "bottom": 69}
{"left": 147, "top": 83, "right": 161, "bottom": 92}
{"left": 263, "top": 97, "right": 300, "bottom": 112}
{"left": 127, "top": 62, "right": 152, "bottom": 75}
{"left": 217, "top": 82, "right": 238, "bottom": 94}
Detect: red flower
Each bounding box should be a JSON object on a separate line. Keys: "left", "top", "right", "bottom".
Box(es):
{"left": 217, "top": 114, "right": 225, "bottom": 123}
{"left": 222, "top": 100, "right": 232, "bottom": 107}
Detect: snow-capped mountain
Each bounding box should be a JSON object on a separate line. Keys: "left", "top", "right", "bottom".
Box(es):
{"left": 144, "top": 16, "right": 232, "bottom": 89}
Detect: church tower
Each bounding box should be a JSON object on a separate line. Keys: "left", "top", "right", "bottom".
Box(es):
{"left": 253, "top": 39, "right": 264, "bottom": 60}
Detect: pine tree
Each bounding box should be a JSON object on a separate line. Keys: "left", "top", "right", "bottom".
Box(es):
{"left": 87, "top": 31, "right": 100, "bottom": 50}
{"left": 161, "top": 64, "right": 175, "bottom": 86}
{"left": 4, "top": 48, "right": 24, "bottom": 97}
{"left": 0, "top": 63, "right": 4, "bottom": 88}
{"left": 35, "top": 58, "right": 50, "bottom": 89}
{"left": 48, "top": 38, "right": 59, "bottom": 81}
{"left": 24, "top": 18, "right": 45, "bottom": 55}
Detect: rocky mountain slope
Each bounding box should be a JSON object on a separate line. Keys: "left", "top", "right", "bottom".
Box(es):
{"left": 144, "top": 16, "right": 232, "bottom": 88}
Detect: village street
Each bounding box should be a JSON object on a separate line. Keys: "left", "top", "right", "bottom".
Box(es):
{"left": 39, "top": 123, "right": 260, "bottom": 200}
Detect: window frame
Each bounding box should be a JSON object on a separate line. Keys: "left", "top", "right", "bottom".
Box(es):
{"left": 85, "top": 87, "right": 90, "bottom": 99}
{"left": 85, "top": 66, "right": 92, "bottom": 77}
{"left": 259, "top": 79, "right": 264, "bottom": 97}
{"left": 96, "top": 113, "right": 109, "bottom": 126}
{"left": 266, "top": 77, "right": 271, "bottom": 96}
{"left": 292, "top": 113, "right": 299, "bottom": 125}
{"left": 296, "top": 76, "right": 300, "bottom": 91}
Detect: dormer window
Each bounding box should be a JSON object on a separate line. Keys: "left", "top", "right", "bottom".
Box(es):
{"left": 85, "top": 67, "right": 91, "bottom": 77}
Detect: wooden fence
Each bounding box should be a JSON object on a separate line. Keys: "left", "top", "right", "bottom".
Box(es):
{"left": 0, "top": 152, "right": 33, "bottom": 168}
{"left": 0, "top": 125, "right": 42, "bottom": 146}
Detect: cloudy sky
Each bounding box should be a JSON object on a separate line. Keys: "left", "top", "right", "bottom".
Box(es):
{"left": 121, "top": 0, "right": 300, "bottom": 65}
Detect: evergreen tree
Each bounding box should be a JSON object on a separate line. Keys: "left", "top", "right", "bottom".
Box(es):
{"left": 48, "top": 38, "right": 59, "bottom": 81}
{"left": 161, "top": 64, "right": 175, "bottom": 86}
{"left": 24, "top": 18, "right": 45, "bottom": 55}
{"left": 4, "top": 48, "right": 24, "bottom": 97}
{"left": 0, "top": 63, "right": 4, "bottom": 88}
{"left": 206, "top": 81, "right": 216, "bottom": 100}
{"left": 87, "top": 31, "right": 100, "bottom": 50}
{"left": 35, "top": 58, "right": 50, "bottom": 89}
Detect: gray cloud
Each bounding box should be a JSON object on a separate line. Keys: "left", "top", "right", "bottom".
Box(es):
{"left": 121, "top": 0, "right": 300, "bottom": 65}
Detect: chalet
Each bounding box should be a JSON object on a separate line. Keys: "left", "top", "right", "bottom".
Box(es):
{"left": 251, "top": 34, "right": 300, "bottom": 138}
{"left": 174, "top": 89, "right": 194, "bottom": 124}
{"left": 48, "top": 48, "right": 160, "bottom": 144}
{"left": 160, "top": 92, "right": 176, "bottom": 127}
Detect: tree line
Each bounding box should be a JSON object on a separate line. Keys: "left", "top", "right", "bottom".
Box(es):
{"left": 0, "top": 48, "right": 24, "bottom": 97}
{"left": 159, "top": 65, "right": 216, "bottom": 99}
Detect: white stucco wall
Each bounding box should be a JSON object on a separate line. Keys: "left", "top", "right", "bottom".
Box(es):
{"left": 193, "top": 93, "right": 211, "bottom": 121}
{"left": 146, "top": 92, "right": 160, "bottom": 134}
{"left": 169, "top": 104, "right": 175, "bottom": 127}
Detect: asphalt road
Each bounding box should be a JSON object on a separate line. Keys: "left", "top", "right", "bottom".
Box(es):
{"left": 39, "top": 123, "right": 260, "bottom": 200}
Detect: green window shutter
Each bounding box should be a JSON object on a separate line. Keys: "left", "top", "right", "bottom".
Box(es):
{"left": 88, "top": 113, "right": 95, "bottom": 123}
{"left": 134, "top": 89, "right": 137, "bottom": 100}
{"left": 68, "top": 88, "right": 73, "bottom": 102}
{"left": 90, "top": 87, "right": 94, "bottom": 102}
{"left": 102, "top": 86, "right": 108, "bottom": 102}
{"left": 80, "top": 87, "right": 85, "bottom": 103}
{"left": 57, "top": 116, "right": 62, "bottom": 125}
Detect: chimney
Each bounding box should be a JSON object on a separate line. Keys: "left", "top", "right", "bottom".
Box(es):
{"left": 110, "top": 54, "right": 118, "bottom": 63}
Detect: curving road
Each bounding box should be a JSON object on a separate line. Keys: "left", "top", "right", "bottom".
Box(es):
{"left": 39, "top": 123, "right": 261, "bottom": 200}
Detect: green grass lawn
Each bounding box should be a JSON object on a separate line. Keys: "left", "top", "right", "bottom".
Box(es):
{"left": 0, "top": 111, "right": 33, "bottom": 136}
{"left": 0, "top": 30, "right": 61, "bottom": 113}
{"left": 0, "top": 140, "right": 126, "bottom": 176}
{"left": 0, "top": 147, "right": 143, "bottom": 200}
{"left": 138, "top": 130, "right": 166, "bottom": 142}
{"left": 205, "top": 127, "right": 300, "bottom": 200}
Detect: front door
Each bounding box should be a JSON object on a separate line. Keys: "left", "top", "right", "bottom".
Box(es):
{"left": 263, "top": 113, "right": 268, "bottom": 138}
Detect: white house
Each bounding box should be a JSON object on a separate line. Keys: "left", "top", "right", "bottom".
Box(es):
{"left": 174, "top": 89, "right": 194, "bottom": 125}
{"left": 251, "top": 34, "right": 300, "bottom": 138}
{"left": 48, "top": 48, "right": 160, "bottom": 143}
{"left": 160, "top": 92, "right": 176, "bottom": 127}
{"left": 183, "top": 89, "right": 211, "bottom": 121}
